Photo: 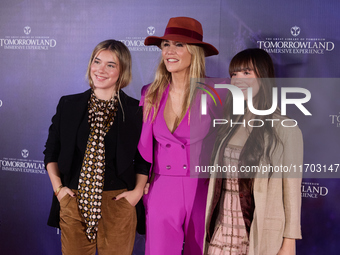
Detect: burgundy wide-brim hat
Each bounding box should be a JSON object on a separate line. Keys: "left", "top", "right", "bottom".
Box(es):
{"left": 144, "top": 16, "right": 219, "bottom": 57}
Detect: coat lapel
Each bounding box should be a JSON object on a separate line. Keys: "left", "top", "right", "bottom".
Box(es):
{"left": 249, "top": 177, "right": 268, "bottom": 255}
{"left": 115, "top": 90, "right": 143, "bottom": 175}
{"left": 59, "top": 89, "right": 90, "bottom": 176}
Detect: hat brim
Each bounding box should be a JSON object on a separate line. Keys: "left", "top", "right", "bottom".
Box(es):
{"left": 145, "top": 34, "right": 219, "bottom": 57}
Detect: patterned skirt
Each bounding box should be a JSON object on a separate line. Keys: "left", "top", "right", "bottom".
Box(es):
{"left": 207, "top": 145, "right": 249, "bottom": 255}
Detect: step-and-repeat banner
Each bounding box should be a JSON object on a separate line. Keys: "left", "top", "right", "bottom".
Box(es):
{"left": 0, "top": 0, "right": 339, "bottom": 254}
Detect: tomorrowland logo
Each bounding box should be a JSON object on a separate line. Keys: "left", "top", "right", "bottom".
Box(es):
{"left": 290, "top": 26, "right": 300, "bottom": 37}
{"left": 1, "top": 26, "right": 57, "bottom": 51}
{"left": 119, "top": 26, "right": 160, "bottom": 52}
{"left": 24, "top": 26, "right": 31, "bottom": 35}
{"left": 329, "top": 112, "right": 340, "bottom": 127}
{"left": 301, "top": 182, "right": 328, "bottom": 198}
{"left": 147, "top": 26, "right": 155, "bottom": 36}
{"left": 21, "top": 149, "right": 29, "bottom": 158}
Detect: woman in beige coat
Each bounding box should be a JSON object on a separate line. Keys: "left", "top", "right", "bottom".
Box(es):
{"left": 204, "top": 49, "right": 302, "bottom": 255}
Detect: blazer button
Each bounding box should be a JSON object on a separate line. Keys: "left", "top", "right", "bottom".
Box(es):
{"left": 166, "top": 165, "right": 171, "bottom": 170}
{"left": 166, "top": 144, "right": 171, "bottom": 148}
{"left": 239, "top": 193, "right": 244, "bottom": 198}
{"left": 181, "top": 145, "right": 185, "bottom": 149}
{"left": 183, "top": 165, "right": 187, "bottom": 169}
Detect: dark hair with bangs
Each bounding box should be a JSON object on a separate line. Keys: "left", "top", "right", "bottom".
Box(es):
{"left": 228, "top": 48, "right": 275, "bottom": 79}
{"left": 211, "top": 48, "right": 281, "bottom": 187}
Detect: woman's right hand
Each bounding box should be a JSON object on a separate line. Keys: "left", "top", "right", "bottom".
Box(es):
{"left": 144, "top": 183, "right": 150, "bottom": 195}
{"left": 57, "top": 186, "right": 75, "bottom": 202}
{"left": 144, "top": 172, "right": 156, "bottom": 195}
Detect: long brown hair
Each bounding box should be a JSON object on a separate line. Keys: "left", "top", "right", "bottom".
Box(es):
{"left": 212, "top": 48, "right": 281, "bottom": 185}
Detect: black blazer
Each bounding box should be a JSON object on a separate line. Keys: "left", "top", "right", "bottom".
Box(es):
{"left": 44, "top": 89, "right": 149, "bottom": 234}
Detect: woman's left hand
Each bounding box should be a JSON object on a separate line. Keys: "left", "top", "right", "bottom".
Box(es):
{"left": 277, "top": 238, "right": 295, "bottom": 255}
{"left": 277, "top": 249, "right": 294, "bottom": 255}
{"left": 114, "top": 189, "right": 144, "bottom": 207}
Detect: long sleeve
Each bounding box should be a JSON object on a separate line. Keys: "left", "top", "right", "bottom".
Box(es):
{"left": 44, "top": 97, "right": 64, "bottom": 167}
{"left": 281, "top": 125, "right": 303, "bottom": 239}
{"left": 137, "top": 84, "right": 154, "bottom": 164}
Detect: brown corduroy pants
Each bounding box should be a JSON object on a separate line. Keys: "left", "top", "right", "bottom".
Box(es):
{"left": 59, "top": 189, "right": 137, "bottom": 255}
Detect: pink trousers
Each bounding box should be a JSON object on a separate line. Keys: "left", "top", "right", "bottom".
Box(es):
{"left": 143, "top": 174, "right": 208, "bottom": 255}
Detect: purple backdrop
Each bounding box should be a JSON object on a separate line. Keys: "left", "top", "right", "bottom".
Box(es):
{"left": 0, "top": 0, "right": 339, "bottom": 254}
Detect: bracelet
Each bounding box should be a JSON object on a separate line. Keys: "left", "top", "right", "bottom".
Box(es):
{"left": 54, "top": 185, "right": 63, "bottom": 197}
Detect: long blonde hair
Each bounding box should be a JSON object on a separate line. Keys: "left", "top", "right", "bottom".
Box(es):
{"left": 143, "top": 43, "right": 206, "bottom": 122}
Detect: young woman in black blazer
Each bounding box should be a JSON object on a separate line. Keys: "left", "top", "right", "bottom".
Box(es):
{"left": 44, "top": 40, "right": 149, "bottom": 255}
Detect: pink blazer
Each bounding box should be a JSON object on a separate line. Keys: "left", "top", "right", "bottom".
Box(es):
{"left": 138, "top": 82, "right": 227, "bottom": 178}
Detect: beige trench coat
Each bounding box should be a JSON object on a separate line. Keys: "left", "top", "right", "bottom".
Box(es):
{"left": 204, "top": 122, "right": 303, "bottom": 255}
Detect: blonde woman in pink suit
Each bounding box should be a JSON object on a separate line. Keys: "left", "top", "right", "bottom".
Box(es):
{"left": 137, "top": 17, "right": 219, "bottom": 255}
